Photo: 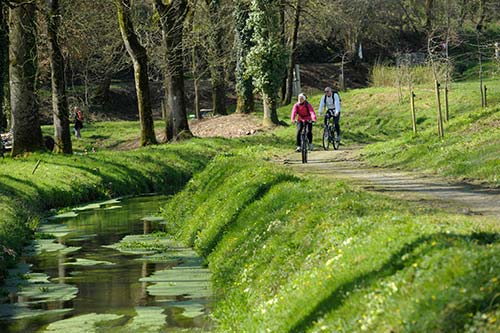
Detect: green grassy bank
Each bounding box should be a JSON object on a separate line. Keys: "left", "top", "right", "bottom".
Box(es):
{"left": 163, "top": 151, "right": 500, "bottom": 332}
{"left": 0, "top": 137, "right": 225, "bottom": 277}
{"left": 273, "top": 74, "right": 499, "bottom": 187}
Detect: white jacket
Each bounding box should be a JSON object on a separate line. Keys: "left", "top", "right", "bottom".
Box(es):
{"left": 318, "top": 93, "right": 341, "bottom": 116}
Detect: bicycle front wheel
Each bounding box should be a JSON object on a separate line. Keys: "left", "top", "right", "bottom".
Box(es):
{"left": 322, "top": 126, "right": 330, "bottom": 151}
{"left": 301, "top": 138, "right": 308, "bottom": 163}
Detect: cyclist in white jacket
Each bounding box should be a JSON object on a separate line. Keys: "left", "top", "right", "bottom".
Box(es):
{"left": 318, "top": 87, "right": 341, "bottom": 142}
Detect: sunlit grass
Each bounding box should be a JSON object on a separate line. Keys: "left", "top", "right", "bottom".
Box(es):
{"left": 162, "top": 152, "right": 500, "bottom": 332}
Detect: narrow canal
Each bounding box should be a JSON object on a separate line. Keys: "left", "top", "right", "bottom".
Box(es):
{"left": 0, "top": 195, "right": 212, "bottom": 332}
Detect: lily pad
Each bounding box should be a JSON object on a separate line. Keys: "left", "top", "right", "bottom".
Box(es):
{"left": 37, "top": 223, "right": 71, "bottom": 238}
{"left": 0, "top": 303, "right": 72, "bottom": 321}
{"left": 140, "top": 216, "right": 165, "bottom": 222}
{"left": 43, "top": 313, "right": 124, "bottom": 333}
{"left": 18, "top": 282, "right": 78, "bottom": 302}
{"left": 142, "top": 267, "right": 211, "bottom": 299}
{"left": 103, "top": 234, "right": 176, "bottom": 255}
{"left": 103, "top": 205, "right": 122, "bottom": 210}
{"left": 63, "top": 258, "right": 115, "bottom": 266}
{"left": 169, "top": 301, "right": 206, "bottom": 318}
{"left": 122, "top": 306, "right": 167, "bottom": 332}
{"left": 99, "top": 198, "right": 122, "bottom": 206}
{"left": 72, "top": 203, "right": 103, "bottom": 211}
{"left": 47, "top": 212, "right": 79, "bottom": 220}
{"left": 140, "top": 267, "right": 211, "bottom": 283}
{"left": 23, "top": 273, "right": 51, "bottom": 284}
{"left": 25, "top": 240, "right": 81, "bottom": 255}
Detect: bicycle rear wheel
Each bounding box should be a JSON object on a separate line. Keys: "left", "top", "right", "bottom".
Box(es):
{"left": 322, "top": 126, "right": 330, "bottom": 150}
{"left": 332, "top": 129, "right": 340, "bottom": 150}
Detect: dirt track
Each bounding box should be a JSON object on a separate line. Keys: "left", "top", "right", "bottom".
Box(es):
{"left": 284, "top": 145, "right": 500, "bottom": 218}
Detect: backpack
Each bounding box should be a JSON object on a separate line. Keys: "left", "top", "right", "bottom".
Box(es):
{"left": 323, "top": 91, "right": 341, "bottom": 110}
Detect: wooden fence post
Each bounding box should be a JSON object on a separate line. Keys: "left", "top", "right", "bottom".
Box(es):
{"left": 484, "top": 85, "right": 487, "bottom": 107}
{"left": 435, "top": 80, "right": 444, "bottom": 138}
{"left": 411, "top": 91, "right": 417, "bottom": 134}
{"left": 444, "top": 84, "right": 449, "bottom": 122}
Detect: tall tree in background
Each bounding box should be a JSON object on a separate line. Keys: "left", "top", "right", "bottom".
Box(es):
{"left": 425, "top": 0, "right": 435, "bottom": 33}
{"left": 247, "top": 0, "right": 288, "bottom": 126}
{"left": 283, "top": 0, "right": 302, "bottom": 105}
{"left": 205, "top": 0, "right": 227, "bottom": 115}
{"left": 154, "top": 0, "right": 192, "bottom": 141}
{"left": 0, "top": 2, "right": 9, "bottom": 131}
{"left": 234, "top": 0, "right": 254, "bottom": 114}
{"left": 47, "top": 0, "right": 72, "bottom": 154}
{"left": 9, "top": 1, "right": 44, "bottom": 155}
{"left": 61, "top": 1, "right": 129, "bottom": 110}
{"left": 115, "top": 0, "right": 157, "bottom": 146}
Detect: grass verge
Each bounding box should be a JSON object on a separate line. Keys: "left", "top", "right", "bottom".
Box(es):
{"left": 273, "top": 71, "right": 499, "bottom": 187}
{"left": 0, "top": 137, "right": 226, "bottom": 277}
{"left": 163, "top": 151, "right": 500, "bottom": 332}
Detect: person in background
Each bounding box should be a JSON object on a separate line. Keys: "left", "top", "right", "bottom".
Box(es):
{"left": 74, "top": 106, "right": 84, "bottom": 138}
{"left": 318, "top": 86, "right": 341, "bottom": 142}
{"left": 291, "top": 93, "right": 317, "bottom": 152}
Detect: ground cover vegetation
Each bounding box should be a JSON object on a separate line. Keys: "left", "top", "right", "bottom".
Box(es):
{"left": 162, "top": 150, "right": 499, "bottom": 332}
{"left": 270, "top": 61, "right": 499, "bottom": 188}
{"left": 0, "top": 137, "right": 225, "bottom": 277}
{"left": 0, "top": 0, "right": 499, "bottom": 331}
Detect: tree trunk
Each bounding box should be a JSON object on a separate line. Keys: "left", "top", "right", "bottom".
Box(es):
{"left": 154, "top": 0, "right": 192, "bottom": 141}
{"left": 262, "top": 92, "right": 279, "bottom": 127}
{"left": 93, "top": 75, "right": 112, "bottom": 110}
{"left": 424, "top": 0, "right": 434, "bottom": 33}
{"left": 47, "top": 0, "right": 72, "bottom": 154}
{"left": 9, "top": 3, "right": 44, "bottom": 155}
{"left": 206, "top": 0, "right": 227, "bottom": 116}
{"left": 279, "top": 0, "right": 286, "bottom": 102}
{"left": 0, "top": 3, "right": 9, "bottom": 131}
{"left": 234, "top": 0, "right": 254, "bottom": 114}
{"left": 191, "top": 47, "right": 201, "bottom": 119}
{"left": 115, "top": 0, "right": 157, "bottom": 146}
{"left": 163, "top": 92, "right": 174, "bottom": 141}
{"left": 283, "top": 0, "right": 301, "bottom": 105}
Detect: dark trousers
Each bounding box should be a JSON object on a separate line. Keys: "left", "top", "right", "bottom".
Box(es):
{"left": 296, "top": 121, "right": 313, "bottom": 146}
{"left": 325, "top": 110, "right": 341, "bottom": 137}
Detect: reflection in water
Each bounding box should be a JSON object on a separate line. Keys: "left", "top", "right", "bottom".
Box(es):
{"left": 0, "top": 195, "right": 212, "bottom": 332}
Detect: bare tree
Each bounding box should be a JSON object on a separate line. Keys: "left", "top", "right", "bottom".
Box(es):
{"left": 283, "top": 0, "right": 302, "bottom": 105}
{"left": 9, "top": 1, "right": 44, "bottom": 155}
{"left": 115, "top": 0, "right": 157, "bottom": 146}
{"left": 205, "top": 0, "right": 227, "bottom": 116}
{"left": 47, "top": 0, "right": 72, "bottom": 153}
{"left": 61, "top": 1, "right": 129, "bottom": 110}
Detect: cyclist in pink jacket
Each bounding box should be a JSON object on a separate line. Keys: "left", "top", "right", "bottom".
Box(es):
{"left": 291, "top": 93, "right": 317, "bottom": 152}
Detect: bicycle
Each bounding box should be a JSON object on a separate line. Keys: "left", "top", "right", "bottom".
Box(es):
{"left": 298, "top": 120, "right": 313, "bottom": 164}
{"left": 322, "top": 113, "right": 340, "bottom": 151}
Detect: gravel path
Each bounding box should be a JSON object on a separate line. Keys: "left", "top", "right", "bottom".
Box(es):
{"left": 284, "top": 145, "right": 500, "bottom": 218}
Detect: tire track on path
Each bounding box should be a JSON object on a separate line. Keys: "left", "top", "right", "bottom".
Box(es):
{"left": 283, "top": 145, "right": 500, "bottom": 218}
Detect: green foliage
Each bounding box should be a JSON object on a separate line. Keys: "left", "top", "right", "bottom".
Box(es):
{"left": 163, "top": 154, "right": 500, "bottom": 332}
{"left": 245, "top": 0, "right": 287, "bottom": 99}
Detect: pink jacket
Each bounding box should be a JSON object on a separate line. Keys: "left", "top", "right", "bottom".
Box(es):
{"left": 291, "top": 102, "right": 317, "bottom": 122}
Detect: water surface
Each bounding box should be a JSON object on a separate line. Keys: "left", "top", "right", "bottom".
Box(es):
{"left": 0, "top": 195, "right": 212, "bottom": 332}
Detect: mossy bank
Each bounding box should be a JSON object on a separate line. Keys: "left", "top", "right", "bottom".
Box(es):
{"left": 163, "top": 151, "right": 500, "bottom": 332}
{"left": 0, "top": 139, "right": 220, "bottom": 277}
